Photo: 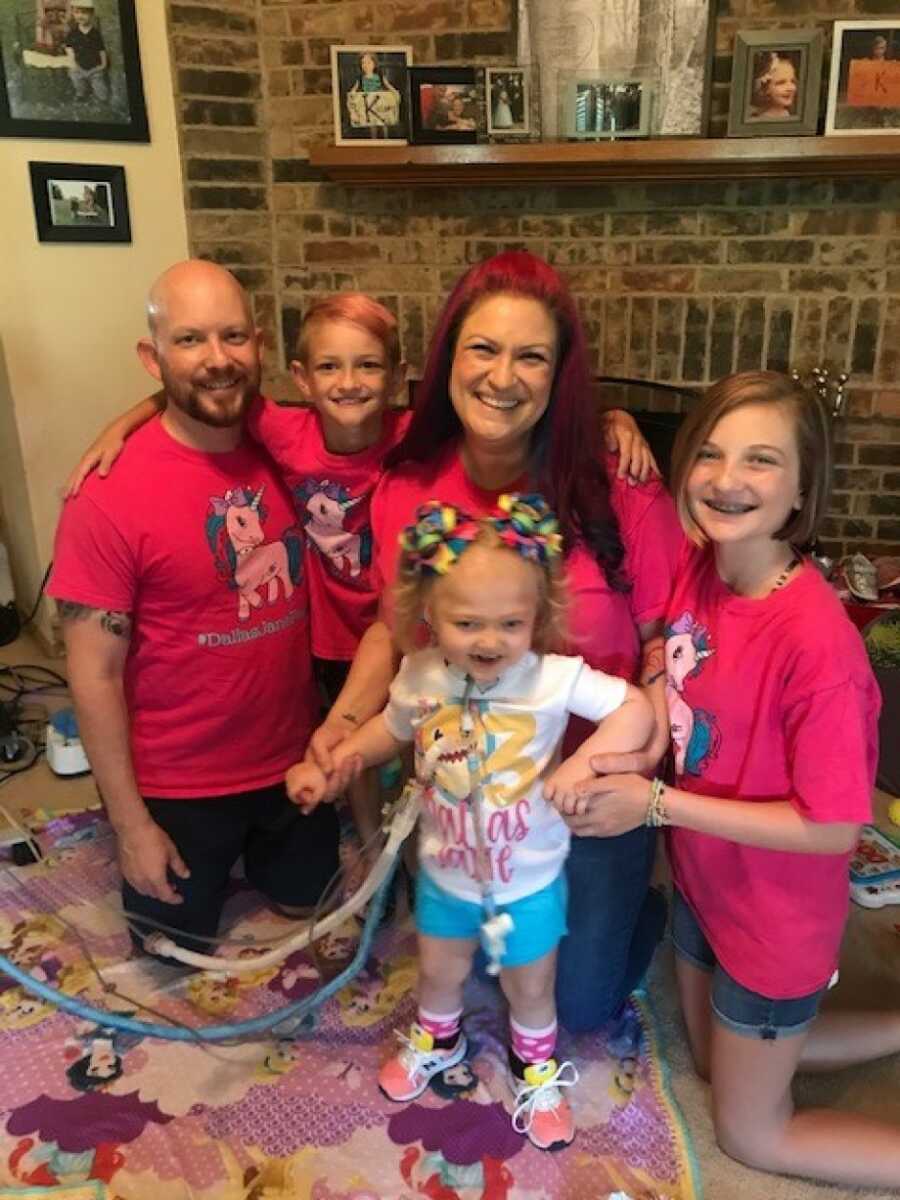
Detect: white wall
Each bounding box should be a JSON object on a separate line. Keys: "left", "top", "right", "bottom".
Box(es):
{"left": 0, "top": 4, "right": 188, "bottom": 643}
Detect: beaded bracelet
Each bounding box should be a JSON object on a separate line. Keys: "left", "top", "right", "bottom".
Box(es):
{"left": 645, "top": 777, "right": 670, "bottom": 828}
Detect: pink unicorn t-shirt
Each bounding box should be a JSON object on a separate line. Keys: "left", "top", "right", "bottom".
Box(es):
{"left": 49, "top": 415, "right": 316, "bottom": 798}
{"left": 247, "top": 399, "right": 411, "bottom": 661}
{"left": 665, "top": 543, "right": 879, "bottom": 998}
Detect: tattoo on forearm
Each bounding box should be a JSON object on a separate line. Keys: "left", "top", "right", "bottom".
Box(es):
{"left": 57, "top": 599, "right": 132, "bottom": 639}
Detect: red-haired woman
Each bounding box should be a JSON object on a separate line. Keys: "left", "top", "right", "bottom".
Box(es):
{"left": 311, "top": 250, "right": 680, "bottom": 1036}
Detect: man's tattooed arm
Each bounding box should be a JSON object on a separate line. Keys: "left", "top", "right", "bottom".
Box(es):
{"left": 56, "top": 600, "right": 132, "bottom": 639}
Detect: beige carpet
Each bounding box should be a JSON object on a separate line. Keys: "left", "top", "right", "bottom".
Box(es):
{"left": 648, "top": 788, "right": 900, "bottom": 1200}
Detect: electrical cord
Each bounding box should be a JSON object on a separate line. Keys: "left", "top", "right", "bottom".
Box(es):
{"left": 0, "top": 662, "right": 68, "bottom": 701}
{"left": 0, "top": 662, "right": 68, "bottom": 793}
{"left": 21, "top": 562, "right": 53, "bottom": 629}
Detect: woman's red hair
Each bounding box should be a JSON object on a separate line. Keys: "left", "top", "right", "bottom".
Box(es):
{"left": 386, "top": 251, "right": 625, "bottom": 584}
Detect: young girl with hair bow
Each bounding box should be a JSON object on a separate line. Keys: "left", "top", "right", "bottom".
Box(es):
{"left": 286, "top": 493, "right": 653, "bottom": 1151}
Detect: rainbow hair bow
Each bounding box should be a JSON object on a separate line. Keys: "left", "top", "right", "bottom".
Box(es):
{"left": 399, "top": 493, "right": 562, "bottom": 577}
{"left": 494, "top": 493, "right": 563, "bottom": 565}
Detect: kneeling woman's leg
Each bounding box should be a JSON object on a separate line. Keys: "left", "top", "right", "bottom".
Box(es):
{"left": 710, "top": 1014, "right": 900, "bottom": 1189}
{"left": 556, "top": 826, "right": 665, "bottom": 1032}
{"left": 706, "top": 954, "right": 900, "bottom": 1190}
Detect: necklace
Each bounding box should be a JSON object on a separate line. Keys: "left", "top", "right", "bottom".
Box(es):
{"left": 771, "top": 552, "right": 801, "bottom": 592}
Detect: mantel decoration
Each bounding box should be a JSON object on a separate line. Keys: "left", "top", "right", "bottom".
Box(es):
{"left": 517, "top": 0, "right": 714, "bottom": 138}
{"left": 559, "top": 70, "right": 654, "bottom": 140}
{"left": 0, "top": 0, "right": 149, "bottom": 142}
{"left": 330, "top": 44, "right": 412, "bottom": 145}
{"left": 408, "top": 66, "right": 479, "bottom": 145}
{"left": 826, "top": 21, "right": 900, "bottom": 137}
{"left": 728, "top": 29, "right": 824, "bottom": 138}
{"left": 486, "top": 65, "right": 539, "bottom": 140}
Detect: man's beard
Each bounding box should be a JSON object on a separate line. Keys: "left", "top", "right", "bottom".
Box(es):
{"left": 159, "top": 361, "right": 259, "bottom": 428}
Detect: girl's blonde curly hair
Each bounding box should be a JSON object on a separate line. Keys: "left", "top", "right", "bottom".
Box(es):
{"left": 392, "top": 520, "right": 569, "bottom": 656}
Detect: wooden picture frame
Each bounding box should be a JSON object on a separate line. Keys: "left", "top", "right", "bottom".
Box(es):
{"left": 0, "top": 1, "right": 149, "bottom": 142}
{"left": 728, "top": 29, "right": 824, "bottom": 138}
{"left": 29, "top": 160, "right": 130, "bottom": 243}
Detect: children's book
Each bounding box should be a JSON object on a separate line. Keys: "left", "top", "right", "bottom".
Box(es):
{"left": 849, "top": 825, "right": 900, "bottom": 884}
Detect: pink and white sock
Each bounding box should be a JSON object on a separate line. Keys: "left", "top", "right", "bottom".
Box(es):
{"left": 418, "top": 1005, "right": 462, "bottom": 1045}
{"left": 510, "top": 1015, "right": 557, "bottom": 1065}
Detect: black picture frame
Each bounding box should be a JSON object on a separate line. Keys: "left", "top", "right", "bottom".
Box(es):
{"left": 29, "top": 161, "right": 131, "bottom": 243}
{"left": 0, "top": 1, "right": 149, "bottom": 142}
{"left": 408, "top": 66, "right": 479, "bottom": 145}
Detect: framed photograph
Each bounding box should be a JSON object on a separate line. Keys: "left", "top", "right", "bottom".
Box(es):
{"left": 330, "top": 44, "right": 412, "bottom": 145}
{"left": 0, "top": 1, "right": 149, "bottom": 142}
{"left": 408, "top": 66, "right": 479, "bottom": 145}
{"left": 518, "top": 0, "right": 714, "bottom": 137}
{"left": 486, "top": 66, "right": 535, "bottom": 138}
{"left": 29, "top": 161, "right": 130, "bottom": 243}
{"left": 826, "top": 22, "right": 900, "bottom": 136}
{"left": 560, "top": 73, "right": 653, "bottom": 140}
{"left": 728, "top": 29, "right": 824, "bottom": 137}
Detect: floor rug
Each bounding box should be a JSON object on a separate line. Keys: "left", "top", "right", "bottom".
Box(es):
{"left": 0, "top": 808, "right": 702, "bottom": 1200}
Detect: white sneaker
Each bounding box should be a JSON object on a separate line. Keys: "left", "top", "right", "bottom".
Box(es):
{"left": 510, "top": 1058, "right": 579, "bottom": 1151}
{"left": 379, "top": 1022, "right": 467, "bottom": 1102}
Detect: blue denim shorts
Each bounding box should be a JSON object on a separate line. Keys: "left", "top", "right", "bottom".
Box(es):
{"left": 671, "top": 888, "right": 827, "bottom": 1041}
{"left": 415, "top": 870, "right": 568, "bottom": 969}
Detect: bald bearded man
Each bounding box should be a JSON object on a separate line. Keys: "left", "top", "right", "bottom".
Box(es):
{"left": 49, "top": 261, "right": 339, "bottom": 959}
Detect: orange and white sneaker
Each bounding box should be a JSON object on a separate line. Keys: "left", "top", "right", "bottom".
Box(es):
{"left": 378, "top": 1022, "right": 467, "bottom": 1102}
{"left": 510, "top": 1058, "right": 579, "bottom": 1151}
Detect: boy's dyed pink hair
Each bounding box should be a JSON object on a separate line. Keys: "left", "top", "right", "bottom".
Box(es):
{"left": 295, "top": 292, "right": 402, "bottom": 370}
{"left": 385, "top": 250, "right": 626, "bottom": 586}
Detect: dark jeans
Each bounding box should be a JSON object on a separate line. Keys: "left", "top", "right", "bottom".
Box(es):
{"left": 555, "top": 825, "right": 667, "bottom": 1033}
{"left": 122, "top": 782, "right": 340, "bottom": 962}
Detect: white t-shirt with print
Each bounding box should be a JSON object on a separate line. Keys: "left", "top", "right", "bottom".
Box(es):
{"left": 383, "top": 649, "right": 628, "bottom": 905}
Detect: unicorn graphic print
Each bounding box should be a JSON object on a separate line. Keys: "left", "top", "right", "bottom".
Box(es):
{"left": 664, "top": 611, "right": 721, "bottom": 777}
{"left": 205, "top": 484, "right": 304, "bottom": 621}
{"left": 295, "top": 479, "right": 372, "bottom": 580}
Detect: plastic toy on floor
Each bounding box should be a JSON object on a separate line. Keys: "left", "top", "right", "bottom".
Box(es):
{"left": 851, "top": 877, "right": 900, "bottom": 909}
{"left": 850, "top": 826, "right": 900, "bottom": 908}
{"left": 850, "top": 825, "right": 900, "bottom": 885}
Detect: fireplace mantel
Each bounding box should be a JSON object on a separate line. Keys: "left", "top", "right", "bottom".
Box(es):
{"left": 309, "top": 135, "right": 900, "bottom": 187}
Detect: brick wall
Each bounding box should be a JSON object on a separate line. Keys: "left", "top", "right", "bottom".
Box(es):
{"left": 166, "top": 0, "right": 900, "bottom": 558}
